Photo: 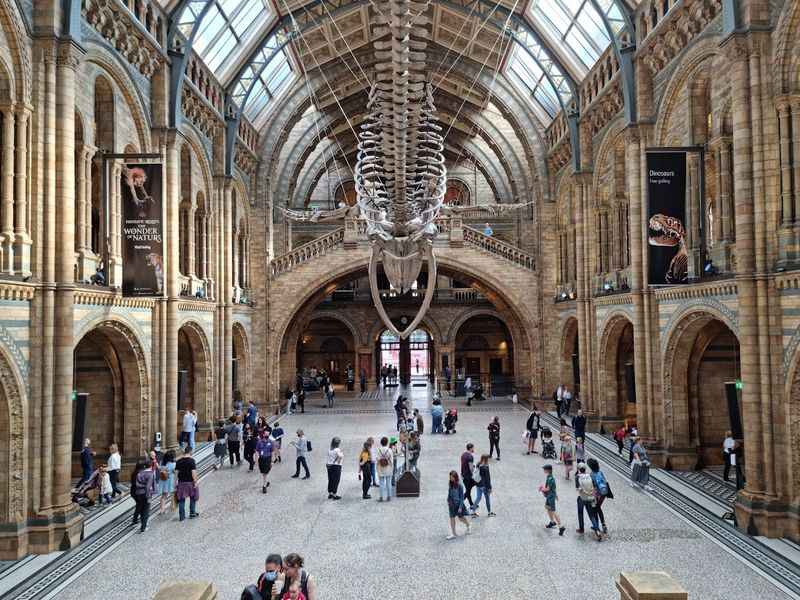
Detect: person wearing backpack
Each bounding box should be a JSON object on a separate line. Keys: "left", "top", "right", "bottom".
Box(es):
{"left": 291, "top": 429, "right": 311, "bottom": 479}
{"left": 575, "top": 463, "right": 601, "bottom": 540}
{"left": 376, "top": 436, "right": 394, "bottom": 501}
{"left": 280, "top": 553, "right": 316, "bottom": 600}
{"left": 473, "top": 454, "right": 495, "bottom": 517}
{"left": 587, "top": 457, "right": 611, "bottom": 534}
{"left": 130, "top": 457, "right": 156, "bottom": 533}
{"left": 156, "top": 450, "right": 176, "bottom": 516}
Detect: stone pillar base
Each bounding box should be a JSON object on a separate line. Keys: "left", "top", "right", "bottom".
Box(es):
{"left": 153, "top": 581, "right": 217, "bottom": 600}
{"left": 13, "top": 235, "right": 31, "bottom": 276}
{"left": 735, "top": 492, "right": 798, "bottom": 540}
{"left": 25, "top": 508, "right": 83, "bottom": 557}
{"left": 662, "top": 446, "right": 697, "bottom": 471}
{"left": 616, "top": 571, "right": 687, "bottom": 600}
{"left": 589, "top": 415, "right": 625, "bottom": 433}
{"left": 0, "top": 522, "right": 29, "bottom": 560}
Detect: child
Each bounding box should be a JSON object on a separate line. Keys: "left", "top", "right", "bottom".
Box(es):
{"left": 575, "top": 436, "right": 586, "bottom": 462}
{"left": 560, "top": 433, "right": 575, "bottom": 480}
{"left": 541, "top": 464, "right": 565, "bottom": 535}
{"left": 281, "top": 580, "right": 306, "bottom": 600}
{"left": 98, "top": 464, "right": 113, "bottom": 505}
{"left": 414, "top": 409, "right": 424, "bottom": 435}
{"left": 613, "top": 426, "right": 626, "bottom": 456}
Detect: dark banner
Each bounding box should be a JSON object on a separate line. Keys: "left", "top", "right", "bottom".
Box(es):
{"left": 647, "top": 152, "right": 687, "bottom": 285}
{"left": 121, "top": 164, "right": 164, "bottom": 296}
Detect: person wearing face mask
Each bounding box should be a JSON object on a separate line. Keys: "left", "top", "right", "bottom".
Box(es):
{"left": 254, "top": 554, "right": 285, "bottom": 600}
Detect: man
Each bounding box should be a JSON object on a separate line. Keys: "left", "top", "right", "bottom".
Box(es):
{"left": 181, "top": 409, "right": 197, "bottom": 449}
{"left": 80, "top": 438, "right": 95, "bottom": 484}
{"left": 572, "top": 409, "right": 587, "bottom": 441}
{"left": 246, "top": 400, "right": 258, "bottom": 428}
{"left": 291, "top": 429, "right": 311, "bottom": 479}
{"left": 465, "top": 376, "right": 473, "bottom": 406}
{"left": 444, "top": 365, "right": 451, "bottom": 392}
{"left": 562, "top": 386, "right": 573, "bottom": 417}
{"left": 381, "top": 364, "right": 388, "bottom": 387}
{"left": 359, "top": 368, "right": 367, "bottom": 394}
{"left": 175, "top": 446, "right": 199, "bottom": 521}
{"left": 254, "top": 554, "right": 285, "bottom": 600}
{"left": 554, "top": 383, "right": 564, "bottom": 417}
{"left": 460, "top": 442, "right": 477, "bottom": 511}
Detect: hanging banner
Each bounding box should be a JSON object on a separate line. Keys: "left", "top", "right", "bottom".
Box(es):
{"left": 121, "top": 163, "right": 164, "bottom": 296}
{"left": 647, "top": 152, "right": 688, "bottom": 285}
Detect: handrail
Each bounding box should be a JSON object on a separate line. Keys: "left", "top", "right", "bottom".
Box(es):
{"left": 462, "top": 226, "right": 536, "bottom": 271}
{"left": 270, "top": 227, "right": 345, "bottom": 277}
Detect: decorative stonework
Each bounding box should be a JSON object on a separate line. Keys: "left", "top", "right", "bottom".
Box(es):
{"left": 0, "top": 0, "right": 31, "bottom": 102}
{"left": 0, "top": 326, "right": 28, "bottom": 379}
{"left": 597, "top": 307, "right": 635, "bottom": 340}
{"left": 0, "top": 345, "right": 24, "bottom": 522}
{"left": 659, "top": 298, "right": 739, "bottom": 356}
{"left": 178, "top": 320, "right": 213, "bottom": 426}
{"left": 182, "top": 85, "right": 221, "bottom": 141}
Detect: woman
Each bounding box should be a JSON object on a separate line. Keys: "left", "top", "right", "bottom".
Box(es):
{"left": 257, "top": 432, "right": 274, "bottom": 494}
{"left": 526, "top": 407, "right": 540, "bottom": 455}
{"left": 560, "top": 433, "right": 575, "bottom": 480}
{"left": 213, "top": 420, "right": 227, "bottom": 470}
{"left": 367, "top": 436, "right": 379, "bottom": 488}
{"left": 407, "top": 431, "right": 421, "bottom": 472}
{"left": 130, "top": 457, "right": 156, "bottom": 533}
{"left": 225, "top": 415, "right": 243, "bottom": 467}
{"left": 358, "top": 440, "right": 372, "bottom": 499}
{"left": 157, "top": 450, "right": 176, "bottom": 515}
{"left": 587, "top": 457, "right": 611, "bottom": 534}
{"left": 297, "top": 388, "right": 306, "bottom": 414}
{"left": 430, "top": 398, "right": 444, "bottom": 434}
{"left": 488, "top": 416, "right": 500, "bottom": 460}
{"left": 722, "top": 430, "right": 736, "bottom": 482}
{"left": 630, "top": 436, "right": 652, "bottom": 491}
{"left": 446, "top": 471, "right": 471, "bottom": 539}
{"left": 326, "top": 437, "right": 343, "bottom": 500}
{"left": 244, "top": 423, "right": 257, "bottom": 472}
{"left": 473, "top": 454, "right": 495, "bottom": 517}
{"left": 376, "top": 436, "right": 394, "bottom": 502}
{"left": 107, "top": 443, "right": 122, "bottom": 497}
{"left": 279, "top": 553, "right": 316, "bottom": 600}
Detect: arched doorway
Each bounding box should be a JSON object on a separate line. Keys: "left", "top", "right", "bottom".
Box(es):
{"left": 561, "top": 317, "right": 580, "bottom": 395}
{"left": 665, "top": 313, "right": 741, "bottom": 469}
{"left": 73, "top": 322, "right": 147, "bottom": 469}
{"left": 297, "top": 317, "right": 356, "bottom": 385}
{"left": 600, "top": 316, "right": 636, "bottom": 426}
{"left": 374, "top": 328, "right": 434, "bottom": 387}
{"left": 454, "top": 315, "right": 514, "bottom": 396}
{"left": 178, "top": 323, "right": 211, "bottom": 436}
{"left": 232, "top": 323, "right": 249, "bottom": 404}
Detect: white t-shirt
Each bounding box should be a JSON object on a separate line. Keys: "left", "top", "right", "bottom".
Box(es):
{"left": 107, "top": 452, "right": 121, "bottom": 471}
{"left": 723, "top": 437, "right": 736, "bottom": 453}
{"left": 326, "top": 448, "right": 343, "bottom": 466}
{"left": 182, "top": 412, "right": 196, "bottom": 433}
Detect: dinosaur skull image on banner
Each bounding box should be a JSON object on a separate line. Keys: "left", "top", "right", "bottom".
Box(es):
{"left": 646, "top": 152, "right": 688, "bottom": 285}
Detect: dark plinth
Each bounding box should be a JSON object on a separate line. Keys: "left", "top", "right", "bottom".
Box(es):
{"left": 395, "top": 469, "right": 420, "bottom": 497}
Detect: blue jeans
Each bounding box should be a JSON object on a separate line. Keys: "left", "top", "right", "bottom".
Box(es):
{"left": 178, "top": 496, "right": 197, "bottom": 520}
{"left": 371, "top": 462, "right": 378, "bottom": 484}
{"left": 474, "top": 485, "right": 491, "bottom": 513}
{"left": 431, "top": 415, "right": 442, "bottom": 433}
{"left": 379, "top": 475, "right": 392, "bottom": 500}
{"left": 577, "top": 497, "right": 599, "bottom": 531}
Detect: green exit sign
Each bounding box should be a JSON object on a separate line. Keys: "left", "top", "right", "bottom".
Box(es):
{"left": 735, "top": 380, "right": 743, "bottom": 390}
{"left": 71, "top": 391, "right": 77, "bottom": 401}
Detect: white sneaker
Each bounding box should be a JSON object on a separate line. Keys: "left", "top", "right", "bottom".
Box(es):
{"left": 446, "top": 534, "right": 456, "bottom": 540}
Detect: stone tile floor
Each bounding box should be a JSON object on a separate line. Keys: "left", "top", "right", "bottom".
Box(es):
{"left": 58, "top": 403, "right": 790, "bottom": 600}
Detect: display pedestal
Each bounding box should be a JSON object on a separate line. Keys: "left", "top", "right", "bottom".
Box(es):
{"left": 396, "top": 469, "right": 420, "bottom": 497}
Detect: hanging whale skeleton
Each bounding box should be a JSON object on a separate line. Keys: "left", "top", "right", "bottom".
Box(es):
{"left": 281, "top": 0, "right": 532, "bottom": 338}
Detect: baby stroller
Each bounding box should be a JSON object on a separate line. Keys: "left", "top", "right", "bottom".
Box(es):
{"left": 72, "top": 469, "right": 101, "bottom": 507}
{"left": 540, "top": 426, "right": 557, "bottom": 460}
{"left": 444, "top": 408, "right": 458, "bottom": 434}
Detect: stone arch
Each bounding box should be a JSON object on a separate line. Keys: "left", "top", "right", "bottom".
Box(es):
{"left": 773, "top": 0, "right": 800, "bottom": 94}
{"left": 73, "top": 318, "right": 150, "bottom": 459}
{"left": 368, "top": 314, "right": 443, "bottom": 348}
{"left": 598, "top": 313, "right": 636, "bottom": 422}
{"left": 179, "top": 126, "right": 214, "bottom": 201}
{"left": 560, "top": 316, "right": 579, "bottom": 392}
{"left": 93, "top": 75, "right": 115, "bottom": 151}
{"left": 304, "top": 312, "right": 363, "bottom": 350}
{"left": 783, "top": 346, "right": 800, "bottom": 509}
{"left": 654, "top": 37, "right": 722, "bottom": 145}
{"left": 661, "top": 309, "right": 741, "bottom": 469}
{"left": 232, "top": 322, "right": 250, "bottom": 403}
{"left": 178, "top": 321, "right": 213, "bottom": 428}
{"left": 0, "top": 0, "right": 28, "bottom": 103}
{"left": 0, "top": 341, "right": 25, "bottom": 525}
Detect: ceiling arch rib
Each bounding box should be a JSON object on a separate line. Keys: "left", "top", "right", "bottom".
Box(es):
{"left": 223, "top": 0, "right": 581, "bottom": 175}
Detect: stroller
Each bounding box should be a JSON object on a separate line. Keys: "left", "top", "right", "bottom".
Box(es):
{"left": 72, "top": 469, "right": 101, "bottom": 507}
{"left": 444, "top": 408, "right": 458, "bottom": 434}
{"left": 540, "top": 426, "right": 557, "bottom": 460}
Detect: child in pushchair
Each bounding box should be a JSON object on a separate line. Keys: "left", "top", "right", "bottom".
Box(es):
{"left": 444, "top": 408, "right": 458, "bottom": 434}
{"left": 540, "top": 426, "right": 557, "bottom": 460}
{"left": 72, "top": 468, "right": 101, "bottom": 507}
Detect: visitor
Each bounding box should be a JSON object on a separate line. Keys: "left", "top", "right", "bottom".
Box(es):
{"left": 431, "top": 397, "right": 444, "bottom": 433}
{"left": 460, "top": 442, "right": 477, "bottom": 510}
{"left": 562, "top": 386, "right": 573, "bottom": 417}
{"left": 465, "top": 376, "right": 473, "bottom": 405}
{"left": 80, "top": 438, "right": 95, "bottom": 485}
{"left": 575, "top": 462, "right": 601, "bottom": 540}
{"left": 415, "top": 358, "right": 420, "bottom": 373}
{"left": 376, "top": 436, "right": 394, "bottom": 501}
{"left": 290, "top": 429, "right": 311, "bottom": 479}
{"left": 246, "top": 400, "right": 258, "bottom": 428}
{"left": 723, "top": 430, "right": 737, "bottom": 482}
{"left": 131, "top": 457, "right": 156, "bottom": 533}
{"left": 394, "top": 397, "right": 407, "bottom": 431}
{"left": 627, "top": 424, "right": 639, "bottom": 465}
{"left": 359, "top": 368, "right": 367, "bottom": 394}
{"left": 473, "top": 454, "right": 495, "bottom": 517}
{"left": 446, "top": 471, "right": 471, "bottom": 539}
{"left": 157, "top": 450, "right": 176, "bottom": 516}
{"left": 297, "top": 388, "right": 306, "bottom": 414}
{"left": 630, "top": 436, "right": 652, "bottom": 491}
{"left": 540, "top": 464, "right": 565, "bottom": 535}
{"left": 575, "top": 437, "right": 586, "bottom": 462}
{"left": 526, "top": 407, "right": 540, "bottom": 454}
{"left": 325, "top": 382, "right": 335, "bottom": 408}
{"left": 98, "top": 465, "right": 112, "bottom": 505}
{"left": 272, "top": 422, "right": 285, "bottom": 464}
{"left": 213, "top": 420, "right": 227, "bottom": 470}
{"left": 407, "top": 431, "right": 421, "bottom": 472}
{"left": 613, "top": 425, "right": 626, "bottom": 456}
{"left": 257, "top": 431, "right": 274, "bottom": 494}
{"left": 483, "top": 222, "right": 493, "bottom": 236}
{"left": 225, "top": 416, "right": 243, "bottom": 467}
{"left": 358, "top": 440, "right": 372, "bottom": 499}
{"left": 554, "top": 383, "right": 564, "bottom": 417}
{"left": 560, "top": 433, "right": 575, "bottom": 480}
{"left": 107, "top": 443, "right": 122, "bottom": 497}
{"left": 255, "top": 554, "right": 285, "bottom": 600}
{"left": 181, "top": 409, "right": 197, "bottom": 449}
{"left": 488, "top": 416, "right": 500, "bottom": 460}
{"left": 346, "top": 364, "right": 354, "bottom": 392}
{"left": 279, "top": 553, "right": 316, "bottom": 600}
{"left": 587, "top": 457, "right": 611, "bottom": 534}
{"left": 244, "top": 423, "right": 258, "bottom": 472}
{"left": 572, "top": 409, "right": 586, "bottom": 441}
{"left": 381, "top": 364, "right": 388, "bottom": 387}
{"left": 326, "top": 437, "right": 343, "bottom": 500}
{"left": 415, "top": 408, "right": 424, "bottom": 434}
{"left": 175, "top": 446, "right": 199, "bottom": 521}
{"left": 149, "top": 448, "right": 160, "bottom": 473}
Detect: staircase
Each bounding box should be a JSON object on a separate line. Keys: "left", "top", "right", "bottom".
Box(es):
{"left": 270, "top": 219, "right": 535, "bottom": 278}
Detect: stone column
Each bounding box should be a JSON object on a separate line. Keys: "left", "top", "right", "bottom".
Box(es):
{"left": 85, "top": 149, "right": 95, "bottom": 256}
{"left": 165, "top": 131, "right": 180, "bottom": 449}
{"left": 109, "top": 161, "right": 123, "bottom": 285}
{"left": 223, "top": 179, "right": 234, "bottom": 408}
{"left": 1, "top": 107, "right": 15, "bottom": 272}
{"left": 778, "top": 98, "right": 794, "bottom": 225}
{"left": 686, "top": 153, "right": 702, "bottom": 279}
{"left": 232, "top": 226, "right": 240, "bottom": 293}
{"left": 792, "top": 97, "right": 800, "bottom": 222}
{"left": 13, "top": 106, "right": 30, "bottom": 275}
{"left": 187, "top": 204, "right": 196, "bottom": 279}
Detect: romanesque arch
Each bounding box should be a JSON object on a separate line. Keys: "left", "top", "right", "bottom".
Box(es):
{"left": 0, "top": 343, "right": 25, "bottom": 528}
{"left": 232, "top": 322, "right": 250, "bottom": 403}
{"left": 598, "top": 313, "right": 636, "bottom": 424}
{"left": 73, "top": 319, "right": 150, "bottom": 460}
{"left": 560, "top": 316, "right": 579, "bottom": 393}
{"left": 178, "top": 321, "right": 212, "bottom": 429}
